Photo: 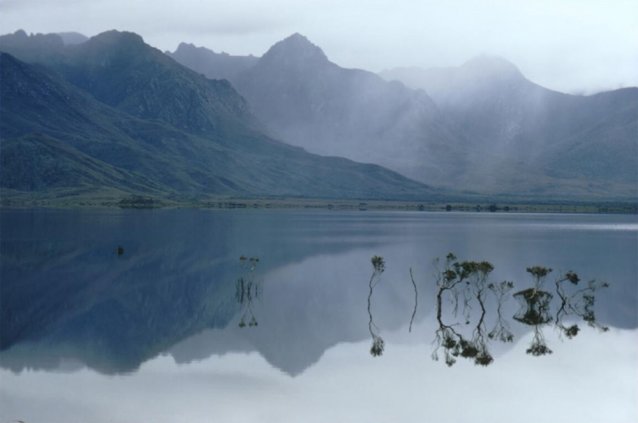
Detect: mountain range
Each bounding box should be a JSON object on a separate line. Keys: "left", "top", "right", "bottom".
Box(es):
{"left": 0, "top": 30, "right": 439, "bottom": 203}
{"left": 381, "top": 60, "right": 638, "bottom": 195}
{"left": 170, "top": 34, "right": 475, "bottom": 190}
{"left": 169, "top": 34, "right": 638, "bottom": 200}
{"left": 1, "top": 29, "right": 636, "bottom": 202}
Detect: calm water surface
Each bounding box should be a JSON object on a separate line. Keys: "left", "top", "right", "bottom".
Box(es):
{"left": 1, "top": 209, "right": 637, "bottom": 422}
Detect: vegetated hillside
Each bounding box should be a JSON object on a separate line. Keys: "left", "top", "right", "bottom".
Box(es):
{"left": 0, "top": 33, "right": 440, "bottom": 202}
{"left": 47, "top": 31, "right": 255, "bottom": 136}
{"left": 381, "top": 58, "right": 638, "bottom": 198}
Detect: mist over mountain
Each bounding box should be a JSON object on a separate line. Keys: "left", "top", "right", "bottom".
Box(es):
{"left": 382, "top": 58, "right": 638, "bottom": 197}
{"left": 0, "top": 30, "right": 439, "bottom": 202}
{"left": 184, "top": 34, "right": 476, "bottom": 189}
{"left": 1, "top": 29, "right": 636, "bottom": 202}
{"left": 0, "top": 29, "right": 66, "bottom": 63}
{"left": 237, "top": 34, "right": 485, "bottom": 187}
{"left": 170, "top": 35, "right": 637, "bottom": 200}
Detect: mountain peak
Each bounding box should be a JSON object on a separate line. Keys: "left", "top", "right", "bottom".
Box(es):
{"left": 261, "top": 33, "right": 328, "bottom": 66}
{"left": 460, "top": 55, "right": 524, "bottom": 80}
{"left": 88, "top": 30, "right": 146, "bottom": 48}
{"left": 176, "top": 42, "right": 202, "bottom": 52}
{"left": 12, "top": 29, "right": 28, "bottom": 38}
{"left": 283, "top": 32, "right": 312, "bottom": 44}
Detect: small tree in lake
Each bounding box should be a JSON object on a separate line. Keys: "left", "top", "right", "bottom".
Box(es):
{"left": 554, "top": 271, "right": 609, "bottom": 338}
{"left": 514, "top": 266, "right": 554, "bottom": 356}
{"left": 432, "top": 253, "right": 496, "bottom": 366}
{"left": 368, "top": 255, "right": 385, "bottom": 356}
{"left": 236, "top": 256, "right": 261, "bottom": 328}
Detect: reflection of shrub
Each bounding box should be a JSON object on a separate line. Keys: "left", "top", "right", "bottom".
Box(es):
{"left": 564, "top": 325, "right": 580, "bottom": 338}
{"left": 370, "top": 336, "right": 385, "bottom": 357}
{"left": 513, "top": 288, "right": 553, "bottom": 325}
{"left": 460, "top": 341, "right": 479, "bottom": 358}
{"left": 368, "top": 255, "right": 385, "bottom": 356}
{"left": 427, "top": 253, "right": 609, "bottom": 366}
{"left": 475, "top": 352, "right": 494, "bottom": 366}
{"left": 236, "top": 256, "right": 261, "bottom": 329}
{"left": 527, "top": 342, "right": 553, "bottom": 356}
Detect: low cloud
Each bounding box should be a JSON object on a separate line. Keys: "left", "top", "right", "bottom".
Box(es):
{"left": 1, "top": 0, "right": 636, "bottom": 94}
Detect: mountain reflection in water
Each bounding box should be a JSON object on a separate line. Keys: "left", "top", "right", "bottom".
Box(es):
{"left": 0, "top": 209, "right": 635, "bottom": 377}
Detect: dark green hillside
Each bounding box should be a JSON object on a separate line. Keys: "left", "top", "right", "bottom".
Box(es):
{"left": 53, "top": 31, "right": 255, "bottom": 136}
{"left": 0, "top": 30, "right": 254, "bottom": 136}
{"left": 0, "top": 134, "right": 161, "bottom": 193}
{"left": 0, "top": 49, "right": 438, "bottom": 202}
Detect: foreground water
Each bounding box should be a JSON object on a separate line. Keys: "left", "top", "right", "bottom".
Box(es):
{"left": 1, "top": 209, "right": 637, "bottom": 422}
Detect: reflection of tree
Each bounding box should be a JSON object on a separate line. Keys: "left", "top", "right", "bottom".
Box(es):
{"left": 513, "top": 288, "right": 553, "bottom": 326}
{"left": 367, "top": 256, "right": 386, "bottom": 356}
{"left": 432, "top": 253, "right": 495, "bottom": 366}
{"left": 488, "top": 281, "right": 514, "bottom": 343}
{"left": 526, "top": 325, "right": 552, "bottom": 356}
{"left": 408, "top": 268, "right": 418, "bottom": 332}
{"left": 470, "top": 280, "right": 493, "bottom": 366}
{"left": 554, "top": 272, "right": 609, "bottom": 338}
{"left": 236, "top": 256, "right": 261, "bottom": 328}
{"left": 514, "top": 268, "right": 554, "bottom": 356}
{"left": 510, "top": 267, "right": 611, "bottom": 356}
{"left": 358, "top": 253, "right": 611, "bottom": 366}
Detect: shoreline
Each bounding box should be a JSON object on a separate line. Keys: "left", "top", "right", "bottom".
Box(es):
{"left": 2, "top": 196, "right": 637, "bottom": 215}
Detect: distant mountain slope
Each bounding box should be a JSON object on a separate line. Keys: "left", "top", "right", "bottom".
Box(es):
{"left": 0, "top": 41, "right": 438, "bottom": 201}
{"left": 1, "top": 30, "right": 256, "bottom": 136}
{"left": 167, "top": 42, "right": 258, "bottom": 82}
{"left": 171, "top": 35, "right": 637, "bottom": 199}
{"left": 382, "top": 58, "right": 638, "bottom": 197}
{"left": 58, "top": 31, "right": 256, "bottom": 136}
{"left": 170, "top": 34, "right": 474, "bottom": 188}
{"left": 0, "top": 29, "right": 66, "bottom": 62}
{"left": 57, "top": 32, "right": 88, "bottom": 45}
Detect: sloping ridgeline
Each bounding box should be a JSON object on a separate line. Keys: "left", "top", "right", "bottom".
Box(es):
{"left": 0, "top": 30, "right": 439, "bottom": 203}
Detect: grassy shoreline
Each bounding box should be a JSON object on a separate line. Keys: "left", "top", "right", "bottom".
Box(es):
{"left": 2, "top": 193, "right": 637, "bottom": 214}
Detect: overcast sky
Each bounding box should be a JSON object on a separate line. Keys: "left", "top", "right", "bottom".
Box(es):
{"left": 1, "top": 0, "right": 636, "bottom": 94}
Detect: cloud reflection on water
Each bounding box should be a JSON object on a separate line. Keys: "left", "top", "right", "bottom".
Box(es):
{"left": 1, "top": 325, "right": 636, "bottom": 423}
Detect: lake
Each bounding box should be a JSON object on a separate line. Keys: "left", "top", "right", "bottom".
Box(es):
{"left": 1, "top": 209, "right": 637, "bottom": 422}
